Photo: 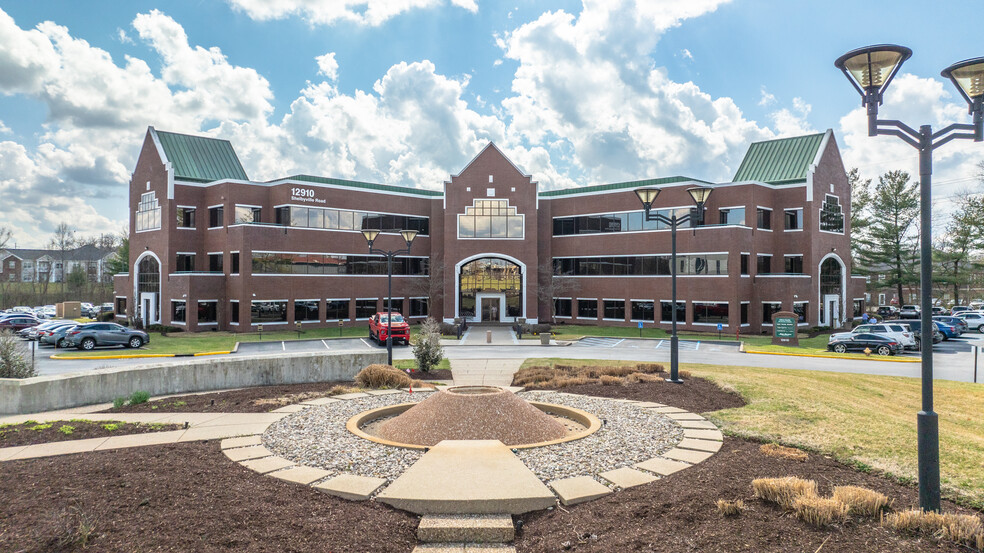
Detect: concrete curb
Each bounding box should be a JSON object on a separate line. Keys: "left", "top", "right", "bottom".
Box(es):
{"left": 51, "top": 350, "right": 232, "bottom": 361}
{"left": 744, "top": 349, "right": 921, "bottom": 363}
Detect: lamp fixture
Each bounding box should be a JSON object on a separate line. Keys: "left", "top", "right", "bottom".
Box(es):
{"left": 361, "top": 229, "right": 380, "bottom": 245}
{"left": 687, "top": 186, "right": 714, "bottom": 206}
{"left": 400, "top": 229, "right": 418, "bottom": 247}
{"left": 634, "top": 188, "right": 660, "bottom": 212}
{"left": 834, "top": 44, "right": 911, "bottom": 105}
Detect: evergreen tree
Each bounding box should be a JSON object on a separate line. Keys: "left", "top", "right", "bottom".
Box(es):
{"left": 856, "top": 170, "right": 920, "bottom": 304}
{"left": 933, "top": 194, "right": 984, "bottom": 306}
{"left": 848, "top": 167, "right": 872, "bottom": 265}
{"left": 106, "top": 235, "right": 129, "bottom": 276}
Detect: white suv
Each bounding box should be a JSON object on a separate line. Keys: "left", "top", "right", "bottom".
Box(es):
{"left": 956, "top": 312, "right": 984, "bottom": 332}
{"left": 831, "top": 323, "right": 917, "bottom": 350}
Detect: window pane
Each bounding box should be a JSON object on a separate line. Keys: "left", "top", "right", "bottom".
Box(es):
{"left": 309, "top": 208, "right": 325, "bottom": 229}
{"left": 337, "top": 210, "right": 354, "bottom": 230}
{"left": 291, "top": 207, "right": 308, "bottom": 227}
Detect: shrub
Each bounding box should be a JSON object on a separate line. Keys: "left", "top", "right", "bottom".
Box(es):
{"left": 112, "top": 397, "right": 126, "bottom": 409}
{"left": 97, "top": 311, "right": 115, "bottom": 322}
{"left": 327, "top": 385, "right": 362, "bottom": 396}
{"left": 58, "top": 425, "right": 75, "bottom": 435}
{"left": 831, "top": 486, "right": 890, "bottom": 517}
{"left": 0, "top": 330, "right": 36, "bottom": 378}
{"left": 759, "top": 443, "right": 808, "bottom": 462}
{"left": 599, "top": 375, "right": 623, "bottom": 386}
{"left": 412, "top": 318, "right": 444, "bottom": 372}
{"left": 355, "top": 364, "right": 412, "bottom": 389}
{"left": 793, "top": 495, "right": 849, "bottom": 527}
{"left": 716, "top": 499, "right": 745, "bottom": 517}
{"left": 752, "top": 477, "right": 818, "bottom": 509}
{"left": 102, "top": 423, "right": 121, "bottom": 431}
{"left": 634, "top": 363, "right": 665, "bottom": 374}
{"left": 146, "top": 324, "right": 183, "bottom": 333}
{"left": 439, "top": 322, "right": 460, "bottom": 336}
{"left": 129, "top": 390, "right": 150, "bottom": 405}
{"left": 521, "top": 323, "right": 552, "bottom": 335}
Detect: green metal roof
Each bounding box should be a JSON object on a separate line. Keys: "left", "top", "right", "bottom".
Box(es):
{"left": 538, "top": 176, "right": 709, "bottom": 198}
{"left": 283, "top": 175, "right": 444, "bottom": 197}
{"left": 155, "top": 129, "right": 249, "bottom": 183}
{"left": 732, "top": 132, "right": 825, "bottom": 184}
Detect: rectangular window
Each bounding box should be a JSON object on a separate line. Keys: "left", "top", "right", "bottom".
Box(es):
{"left": 740, "top": 303, "right": 749, "bottom": 325}
{"left": 231, "top": 253, "right": 240, "bottom": 274}
{"left": 631, "top": 300, "right": 654, "bottom": 322}
{"left": 693, "top": 302, "right": 729, "bottom": 325}
{"left": 230, "top": 301, "right": 239, "bottom": 324}
{"left": 756, "top": 255, "right": 771, "bottom": 274}
{"left": 853, "top": 299, "right": 865, "bottom": 318}
{"left": 208, "top": 253, "right": 223, "bottom": 273}
{"left": 177, "top": 207, "right": 196, "bottom": 228}
{"left": 660, "top": 300, "right": 686, "bottom": 323}
{"left": 136, "top": 191, "right": 161, "bottom": 231}
{"left": 756, "top": 208, "right": 772, "bottom": 230}
{"left": 878, "top": 293, "right": 886, "bottom": 305}
{"left": 603, "top": 300, "right": 625, "bottom": 320}
{"left": 763, "top": 302, "right": 782, "bottom": 324}
{"left": 794, "top": 302, "right": 808, "bottom": 324}
{"left": 326, "top": 300, "right": 350, "bottom": 320}
{"left": 276, "top": 207, "right": 290, "bottom": 225}
{"left": 171, "top": 300, "right": 186, "bottom": 323}
{"left": 355, "top": 299, "right": 377, "bottom": 319}
{"left": 740, "top": 254, "right": 749, "bottom": 275}
{"left": 115, "top": 297, "right": 127, "bottom": 315}
{"left": 250, "top": 252, "right": 428, "bottom": 276}
{"left": 294, "top": 300, "right": 320, "bottom": 322}
{"left": 235, "top": 206, "right": 261, "bottom": 224}
{"left": 820, "top": 195, "right": 845, "bottom": 232}
{"left": 409, "top": 298, "right": 428, "bottom": 317}
{"left": 784, "top": 255, "right": 803, "bottom": 274}
{"left": 251, "top": 300, "right": 288, "bottom": 324}
{"left": 784, "top": 208, "right": 803, "bottom": 230}
{"left": 719, "top": 207, "right": 746, "bottom": 226}
{"left": 577, "top": 299, "right": 598, "bottom": 319}
{"left": 208, "top": 206, "right": 224, "bottom": 228}
{"left": 176, "top": 254, "right": 195, "bottom": 272}
{"left": 554, "top": 298, "right": 572, "bottom": 318}
{"left": 198, "top": 301, "right": 217, "bottom": 323}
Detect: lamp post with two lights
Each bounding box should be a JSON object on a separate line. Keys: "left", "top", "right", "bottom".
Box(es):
{"left": 361, "top": 229, "right": 418, "bottom": 365}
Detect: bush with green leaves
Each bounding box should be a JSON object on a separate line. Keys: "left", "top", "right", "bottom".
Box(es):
{"left": 112, "top": 397, "right": 126, "bottom": 409}
{"left": 0, "top": 330, "right": 36, "bottom": 378}
{"left": 129, "top": 390, "right": 150, "bottom": 405}
{"left": 412, "top": 318, "right": 444, "bottom": 372}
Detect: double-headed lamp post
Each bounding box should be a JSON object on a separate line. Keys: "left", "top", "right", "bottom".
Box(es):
{"left": 362, "top": 229, "right": 418, "bottom": 365}
{"left": 634, "top": 186, "right": 714, "bottom": 383}
{"left": 834, "top": 45, "right": 984, "bottom": 512}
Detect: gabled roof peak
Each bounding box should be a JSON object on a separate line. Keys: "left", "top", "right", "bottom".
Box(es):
{"left": 450, "top": 142, "right": 532, "bottom": 182}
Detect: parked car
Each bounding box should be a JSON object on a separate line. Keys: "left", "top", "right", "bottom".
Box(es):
{"left": 0, "top": 316, "right": 42, "bottom": 332}
{"left": 368, "top": 312, "right": 410, "bottom": 345}
{"left": 931, "top": 306, "right": 946, "bottom": 316}
{"left": 876, "top": 305, "right": 898, "bottom": 318}
{"left": 831, "top": 323, "right": 917, "bottom": 350}
{"left": 899, "top": 305, "right": 920, "bottom": 318}
{"left": 933, "top": 315, "right": 968, "bottom": 334}
{"left": 25, "top": 319, "right": 74, "bottom": 340}
{"left": 99, "top": 303, "right": 114, "bottom": 314}
{"left": 898, "top": 319, "right": 944, "bottom": 348}
{"left": 951, "top": 305, "right": 971, "bottom": 316}
{"left": 827, "top": 333, "right": 902, "bottom": 356}
{"left": 933, "top": 320, "right": 959, "bottom": 340}
{"left": 80, "top": 302, "right": 97, "bottom": 318}
{"left": 40, "top": 323, "right": 79, "bottom": 348}
{"left": 955, "top": 311, "right": 984, "bottom": 332}
{"left": 63, "top": 323, "right": 150, "bottom": 350}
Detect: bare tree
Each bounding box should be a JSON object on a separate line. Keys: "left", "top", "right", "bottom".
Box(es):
{"left": 404, "top": 254, "right": 446, "bottom": 310}
{"left": 536, "top": 259, "right": 580, "bottom": 323}
{"left": 48, "top": 223, "right": 76, "bottom": 294}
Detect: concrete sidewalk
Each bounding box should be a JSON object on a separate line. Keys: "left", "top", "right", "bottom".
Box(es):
{"left": 449, "top": 359, "right": 524, "bottom": 386}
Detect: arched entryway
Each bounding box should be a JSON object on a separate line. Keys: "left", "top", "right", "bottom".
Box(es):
{"left": 134, "top": 253, "right": 161, "bottom": 327}
{"left": 818, "top": 254, "right": 845, "bottom": 328}
{"left": 457, "top": 256, "right": 524, "bottom": 322}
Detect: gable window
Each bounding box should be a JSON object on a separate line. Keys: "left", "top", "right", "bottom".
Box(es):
{"left": 756, "top": 208, "right": 772, "bottom": 230}
{"left": 208, "top": 206, "right": 224, "bottom": 228}
{"left": 458, "top": 199, "right": 524, "bottom": 239}
{"left": 820, "top": 195, "right": 844, "bottom": 233}
{"left": 177, "top": 207, "right": 196, "bottom": 228}
{"left": 784, "top": 208, "right": 803, "bottom": 230}
{"left": 136, "top": 191, "right": 161, "bottom": 231}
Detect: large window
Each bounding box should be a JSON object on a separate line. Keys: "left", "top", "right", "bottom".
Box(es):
{"left": 235, "top": 205, "right": 261, "bottom": 224}
{"left": 251, "top": 252, "right": 428, "bottom": 275}
{"left": 208, "top": 253, "right": 223, "bottom": 273}
{"left": 409, "top": 298, "right": 428, "bottom": 317}
{"left": 554, "top": 298, "right": 572, "bottom": 318}
{"left": 198, "top": 301, "right": 217, "bottom": 324}
{"left": 136, "top": 191, "right": 161, "bottom": 231}
{"left": 784, "top": 208, "right": 803, "bottom": 230}
{"left": 820, "top": 195, "right": 844, "bottom": 232}
{"left": 295, "top": 300, "right": 320, "bottom": 322}
{"left": 719, "top": 207, "right": 746, "bottom": 226}
{"left": 552, "top": 207, "right": 701, "bottom": 236}
{"left": 693, "top": 302, "right": 729, "bottom": 325}
{"left": 326, "top": 300, "right": 350, "bottom": 320}
{"left": 784, "top": 255, "right": 803, "bottom": 274}
{"left": 177, "top": 207, "right": 196, "bottom": 228}
{"left": 208, "top": 206, "right": 224, "bottom": 228}
{"left": 660, "top": 301, "right": 686, "bottom": 323}
{"left": 459, "top": 257, "right": 522, "bottom": 318}
{"left": 631, "top": 301, "right": 654, "bottom": 322}
{"left": 171, "top": 300, "right": 186, "bottom": 323}
{"left": 458, "top": 200, "right": 524, "bottom": 239}
{"left": 176, "top": 254, "right": 195, "bottom": 272}
{"left": 577, "top": 299, "right": 598, "bottom": 319}
{"left": 281, "top": 206, "right": 429, "bottom": 235}
{"left": 603, "top": 300, "right": 625, "bottom": 320}
{"left": 762, "top": 302, "right": 782, "bottom": 324}
{"left": 756, "top": 255, "right": 771, "bottom": 274}
{"left": 355, "top": 299, "right": 377, "bottom": 319}
{"left": 756, "top": 208, "right": 772, "bottom": 230}
{"left": 137, "top": 256, "right": 160, "bottom": 320}
{"left": 251, "top": 301, "right": 288, "bottom": 324}
{"left": 553, "top": 254, "right": 727, "bottom": 276}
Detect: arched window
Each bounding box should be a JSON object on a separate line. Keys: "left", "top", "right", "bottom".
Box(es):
{"left": 820, "top": 258, "right": 842, "bottom": 296}
{"left": 137, "top": 255, "right": 160, "bottom": 319}
{"left": 458, "top": 258, "right": 522, "bottom": 318}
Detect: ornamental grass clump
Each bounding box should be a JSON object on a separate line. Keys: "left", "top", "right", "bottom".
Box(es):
{"left": 634, "top": 362, "right": 665, "bottom": 374}
{"left": 599, "top": 375, "right": 623, "bottom": 386}
{"left": 752, "top": 476, "right": 818, "bottom": 510}
{"left": 793, "top": 495, "right": 849, "bottom": 527}
{"left": 882, "top": 510, "right": 984, "bottom": 550}
{"left": 355, "top": 364, "right": 412, "bottom": 389}
{"left": 759, "top": 443, "right": 808, "bottom": 462}
{"left": 831, "top": 485, "right": 891, "bottom": 517}
{"left": 716, "top": 499, "right": 745, "bottom": 517}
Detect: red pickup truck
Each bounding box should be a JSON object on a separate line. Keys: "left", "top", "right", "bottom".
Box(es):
{"left": 369, "top": 312, "right": 410, "bottom": 345}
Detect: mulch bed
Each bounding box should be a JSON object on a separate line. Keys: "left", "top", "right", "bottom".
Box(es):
{"left": 555, "top": 376, "right": 746, "bottom": 413}
{"left": 0, "top": 420, "right": 182, "bottom": 448}
{"left": 99, "top": 381, "right": 356, "bottom": 414}
{"left": 0, "top": 441, "right": 417, "bottom": 553}
{"left": 514, "top": 437, "right": 976, "bottom": 552}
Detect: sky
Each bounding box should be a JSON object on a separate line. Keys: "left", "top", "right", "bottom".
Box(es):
{"left": 0, "top": 0, "right": 982, "bottom": 247}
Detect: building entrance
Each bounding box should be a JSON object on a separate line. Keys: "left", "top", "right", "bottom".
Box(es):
{"left": 458, "top": 257, "right": 522, "bottom": 322}
{"left": 478, "top": 294, "right": 505, "bottom": 322}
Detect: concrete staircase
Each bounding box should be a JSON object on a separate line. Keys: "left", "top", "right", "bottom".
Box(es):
{"left": 413, "top": 514, "right": 517, "bottom": 552}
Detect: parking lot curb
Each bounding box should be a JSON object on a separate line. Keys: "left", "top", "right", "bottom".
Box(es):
{"left": 50, "top": 350, "right": 233, "bottom": 361}
{"left": 744, "top": 349, "right": 921, "bottom": 363}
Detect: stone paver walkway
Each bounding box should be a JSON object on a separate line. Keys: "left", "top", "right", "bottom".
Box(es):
{"left": 449, "top": 359, "right": 524, "bottom": 386}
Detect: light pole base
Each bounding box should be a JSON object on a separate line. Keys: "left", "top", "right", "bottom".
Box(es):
{"left": 916, "top": 410, "right": 941, "bottom": 512}
{"left": 665, "top": 378, "right": 685, "bottom": 384}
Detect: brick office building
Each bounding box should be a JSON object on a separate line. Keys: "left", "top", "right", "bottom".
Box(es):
{"left": 113, "top": 127, "right": 865, "bottom": 333}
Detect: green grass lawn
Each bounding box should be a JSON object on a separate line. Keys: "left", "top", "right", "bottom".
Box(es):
{"left": 393, "top": 358, "right": 451, "bottom": 372}
{"left": 521, "top": 357, "right": 984, "bottom": 509}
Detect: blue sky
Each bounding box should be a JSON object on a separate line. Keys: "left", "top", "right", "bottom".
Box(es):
{"left": 0, "top": 0, "right": 981, "bottom": 246}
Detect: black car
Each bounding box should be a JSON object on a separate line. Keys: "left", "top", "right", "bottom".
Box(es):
{"left": 827, "top": 333, "right": 901, "bottom": 356}
{"left": 876, "top": 306, "right": 898, "bottom": 319}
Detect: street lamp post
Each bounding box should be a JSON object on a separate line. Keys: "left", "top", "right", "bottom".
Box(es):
{"left": 362, "top": 229, "right": 418, "bottom": 365}
{"left": 635, "top": 186, "right": 714, "bottom": 383}
{"left": 835, "top": 45, "right": 984, "bottom": 512}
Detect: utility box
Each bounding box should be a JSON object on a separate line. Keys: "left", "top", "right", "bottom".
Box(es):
{"left": 57, "top": 302, "right": 81, "bottom": 319}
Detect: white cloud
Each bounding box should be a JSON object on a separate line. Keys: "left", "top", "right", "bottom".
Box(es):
{"left": 680, "top": 48, "right": 693, "bottom": 61}
{"left": 769, "top": 97, "right": 815, "bottom": 137}
{"left": 758, "top": 86, "right": 775, "bottom": 107}
{"left": 116, "top": 28, "right": 133, "bottom": 44}
{"left": 225, "top": 0, "right": 475, "bottom": 27}
{"left": 0, "top": 120, "right": 10, "bottom": 134}
{"left": 315, "top": 52, "right": 338, "bottom": 81}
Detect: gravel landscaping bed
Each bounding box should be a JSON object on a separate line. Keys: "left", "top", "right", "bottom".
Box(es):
{"left": 0, "top": 420, "right": 182, "bottom": 447}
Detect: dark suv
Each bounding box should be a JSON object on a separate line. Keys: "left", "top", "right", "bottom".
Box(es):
{"left": 63, "top": 323, "right": 150, "bottom": 350}
{"left": 897, "top": 319, "right": 943, "bottom": 349}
